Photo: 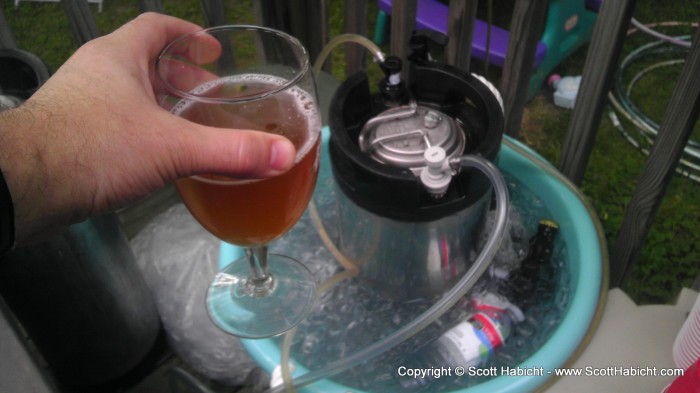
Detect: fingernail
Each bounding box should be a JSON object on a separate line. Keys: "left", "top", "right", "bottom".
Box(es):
{"left": 270, "top": 139, "right": 295, "bottom": 171}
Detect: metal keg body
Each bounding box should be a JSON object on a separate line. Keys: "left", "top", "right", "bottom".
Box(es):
{"left": 328, "top": 50, "right": 504, "bottom": 299}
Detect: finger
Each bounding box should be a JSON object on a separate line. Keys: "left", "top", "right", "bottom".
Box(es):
{"left": 167, "top": 32, "right": 222, "bottom": 65}
{"left": 156, "top": 58, "right": 220, "bottom": 100}
{"left": 170, "top": 117, "right": 297, "bottom": 180}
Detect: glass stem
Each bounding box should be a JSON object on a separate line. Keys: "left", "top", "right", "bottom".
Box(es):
{"left": 245, "top": 246, "right": 275, "bottom": 296}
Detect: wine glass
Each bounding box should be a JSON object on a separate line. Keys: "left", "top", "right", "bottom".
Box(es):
{"left": 156, "top": 25, "right": 321, "bottom": 339}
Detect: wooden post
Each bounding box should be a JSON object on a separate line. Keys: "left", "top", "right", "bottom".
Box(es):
{"left": 137, "top": 0, "right": 163, "bottom": 13}
{"left": 499, "top": 0, "right": 548, "bottom": 138}
{"left": 255, "top": 0, "right": 328, "bottom": 69}
{"left": 558, "top": 0, "right": 637, "bottom": 185}
{"left": 446, "top": 0, "right": 477, "bottom": 74}
{"left": 390, "top": 0, "right": 416, "bottom": 80}
{"left": 61, "top": 0, "right": 99, "bottom": 46}
{"left": 611, "top": 26, "right": 700, "bottom": 287}
{"left": 344, "top": 0, "right": 368, "bottom": 76}
{"left": 200, "top": 0, "right": 227, "bottom": 27}
{"left": 0, "top": 6, "right": 17, "bottom": 49}
{"left": 289, "top": 0, "right": 328, "bottom": 65}
{"left": 254, "top": 0, "right": 283, "bottom": 29}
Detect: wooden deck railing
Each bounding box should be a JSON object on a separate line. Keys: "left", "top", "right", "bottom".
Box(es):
{"left": 2, "top": 0, "right": 699, "bottom": 288}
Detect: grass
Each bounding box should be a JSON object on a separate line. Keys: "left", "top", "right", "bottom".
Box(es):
{"left": 518, "top": 0, "right": 700, "bottom": 304}
{"left": 2, "top": 0, "right": 699, "bottom": 304}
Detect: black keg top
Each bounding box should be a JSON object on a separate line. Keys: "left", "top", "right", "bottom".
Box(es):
{"left": 329, "top": 62, "right": 504, "bottom": 222}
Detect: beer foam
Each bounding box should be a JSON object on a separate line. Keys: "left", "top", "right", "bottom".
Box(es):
{"left": 171, "top": 74, "right": 321, "bottom": 185}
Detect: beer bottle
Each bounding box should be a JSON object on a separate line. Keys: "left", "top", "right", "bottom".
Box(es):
{"left": 505, "top": 219, "right": 559, "bottom": 311}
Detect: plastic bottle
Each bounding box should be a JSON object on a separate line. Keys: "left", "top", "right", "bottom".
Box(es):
{"left": 548, "top": 74, "right": 582, "bottom": 109}
{"left": 396, "top": 293, "right": 524, "bottom": 389}
{"left": 396, "top": 220, "right": 558, "bottom": 390}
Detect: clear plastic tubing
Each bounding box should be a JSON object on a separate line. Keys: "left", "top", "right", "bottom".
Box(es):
{"left": 630, "top": 18, "right": 692, "bottom": 48}
{"left": 312, "top": 33, "right": 386, "bottom": 74}
{"left": 266, "top": 154, "right": 510, "bottom": 393}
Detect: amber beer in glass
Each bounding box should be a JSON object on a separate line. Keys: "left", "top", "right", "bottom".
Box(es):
{"left": 174, "top": 78, "right": 321, "bottom": 246}
{"left": 157, "top": 26, "right": 321, "bottom": 339}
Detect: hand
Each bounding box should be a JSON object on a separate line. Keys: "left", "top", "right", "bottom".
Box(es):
{"left": 0, "top": 13, "right": 296, "bottom": 245}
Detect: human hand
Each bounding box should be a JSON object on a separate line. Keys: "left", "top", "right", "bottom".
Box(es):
{"left": 0, "top": 13, "right": 296, "bottom": 245}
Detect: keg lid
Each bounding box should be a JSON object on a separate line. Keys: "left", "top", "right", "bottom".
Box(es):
{"left": 358, "top": 103, "right": 465, "bottom": 174}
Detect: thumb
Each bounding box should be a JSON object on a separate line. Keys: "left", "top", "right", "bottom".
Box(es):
{"left": 172, "top": 120, "right": 297, "bottom": 180}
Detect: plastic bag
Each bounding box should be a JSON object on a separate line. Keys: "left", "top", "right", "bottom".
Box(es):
{"left": 476, "top": 205, "right": 528, "bottom": 280}
{"left": 130, "top": 203, "right": 258, "bottom": 386}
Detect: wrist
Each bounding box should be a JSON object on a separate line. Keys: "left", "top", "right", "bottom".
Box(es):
{"left": 0, "top": 103, "right": 57, "bottom": 245}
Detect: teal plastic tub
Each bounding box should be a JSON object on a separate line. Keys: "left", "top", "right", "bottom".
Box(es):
{"left": 220, "top": 129, "right": 608, "bottom": 393}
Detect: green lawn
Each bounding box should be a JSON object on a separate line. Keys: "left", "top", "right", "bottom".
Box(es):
{"left": 2, "top": 0, "right": 699, "bottom": 304}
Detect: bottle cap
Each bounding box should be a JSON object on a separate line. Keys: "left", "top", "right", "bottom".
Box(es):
{"left": 539, "top": 219, "right": 559, "bottom": 229}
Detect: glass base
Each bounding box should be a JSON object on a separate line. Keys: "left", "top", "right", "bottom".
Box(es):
{"left": 207, "top": 253, "right": 316, "bottom": 339}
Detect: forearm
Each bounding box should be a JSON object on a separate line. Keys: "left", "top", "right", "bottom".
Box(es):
{"left": 0, "top": 101, "right": 84, "bottom": 246}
